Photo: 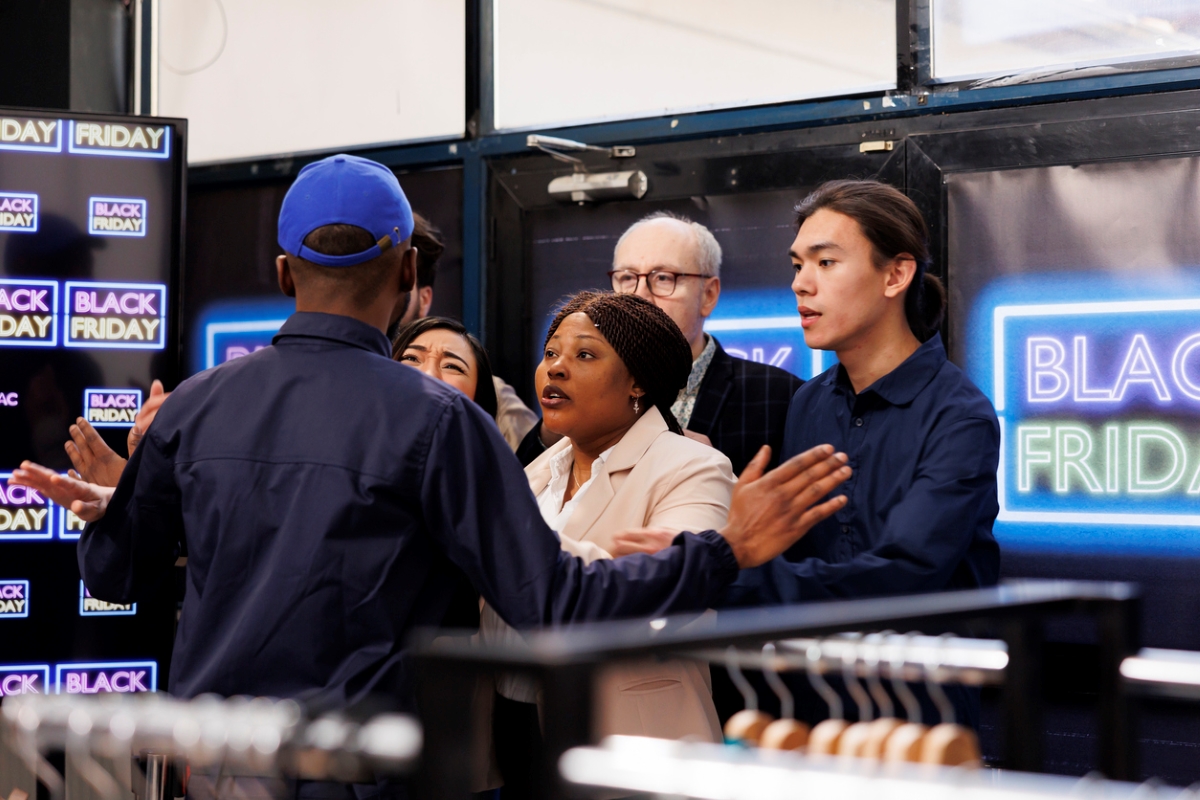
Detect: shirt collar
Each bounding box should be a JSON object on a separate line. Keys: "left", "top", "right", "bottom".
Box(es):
{"left": 825, "top": 333, "right": 947, "bottom": 406}
{"left": 272, "top": 312, "right": 392, "bottom": 358}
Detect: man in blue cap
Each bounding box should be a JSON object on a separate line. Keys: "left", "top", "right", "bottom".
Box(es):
{"left": 16, "top": 153, "right": 850, "bottom": 751}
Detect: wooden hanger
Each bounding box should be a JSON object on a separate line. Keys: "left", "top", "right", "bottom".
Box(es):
{"left": 858, "top": 632, "right": 905, "bottom": 760}
{"left": 881, "top": 632, "right": 928, "bottom": 764}
{"left": 758, "top": 643, "right": 810, "bottom": 751}
{"left": 722, "top": 646, "right": 774, "bottom": 746}
{"left": 916, "top": 635, "right": 981, "bottom": 768}
{"left": 804, "top": 642, "right": 849, "bottom": 755}
{"left": 835, "top": 634, "right": 878, "bottom": 758}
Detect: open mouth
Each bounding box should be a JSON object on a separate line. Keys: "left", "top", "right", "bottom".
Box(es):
{"left": 541, "top": 384, "right": 570, "bottom": 408}
{"left": 798, "top": 306, "right": 821, "bottom": 328}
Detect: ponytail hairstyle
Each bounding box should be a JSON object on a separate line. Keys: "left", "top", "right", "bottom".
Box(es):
{"left": 543, "top": 291, "right": 693, "bottom": 435}
{"left": 794, "top": 180, "right": 945, "bottom": 342}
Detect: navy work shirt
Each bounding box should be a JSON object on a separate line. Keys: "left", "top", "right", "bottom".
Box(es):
{"left": 722, "top": 333, "right": 1000, "bottom": 606}
{"left": 79, "top": 312, "right": 738, "bottom": 710}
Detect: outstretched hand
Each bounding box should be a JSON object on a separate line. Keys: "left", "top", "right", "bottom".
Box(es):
{"left": 718, "top": 444, "right": 851, "bottom": 568}
{"left": 65, "top": 418, "right": 127, "bottom": 487}
{"left": 128, "top": 380, "right": 169, "bottom": 457}
{"left": 10, "top": 461, "right": 114, "bottom": 523}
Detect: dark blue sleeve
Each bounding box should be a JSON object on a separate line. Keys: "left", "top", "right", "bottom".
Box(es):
{"left": 420, "top": 396, "right": 740, "bottom": 628}
{"left": 721, "top": 416, "right": 999, "bottom": 606}
{"left": 78, "top": 427, "right": 184, "bottom": 604}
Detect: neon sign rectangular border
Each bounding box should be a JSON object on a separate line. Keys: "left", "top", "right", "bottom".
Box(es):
{"left": 994, "top": 298, "right": 1200, "bottom": 528}
{"left": 88, "top": 196, "right": 148, "bottom": 238}
{"left": 58, "top": 498, "right": 84, "bottom": 541}
{"left": 0, "top": 473, "right": 54, "bottom": 540}
{"left": 204, "top": 319, "right": 289, "bottom": 369}
{"left": 0, "top": 664, "right": 51, "bottom": 696}
{"left": 0, "top": 580, "right": 29, "bottom": 618}
{"left": 0, "top": 119, "right": 62, "bottom": 153}
{"left": 0, "top": 192, "right": 38, "bottom": 233}
{"left": 83, "top": 388, "right": 142, "bottom": 428}
{"left": 55, "top": 660, "right": 158, "bottom": 693}
{"left": 0, "top": 278, "right": 58, "bottom": 348}
{"left": 67, "top": 121, "right": 171, "bottom": 159}
{"left": 63, "top": 280, "right": 167, "bottom": 350}
{"left": 79, "top": 580, "right": 136, "bottom": 617}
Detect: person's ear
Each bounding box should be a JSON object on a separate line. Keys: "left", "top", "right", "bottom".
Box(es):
{"left": 276, "top": 255, "right": 296, "bottom": 298}
{"left": 882, "top": 254, "right": 917, "bottom": 299}
{"left": 700, "top": 276, "right": 721, "bottom": 317}
{"left": 398, "top": 246, "right": 417, "bottom": 293}
{"left": 418, "top": 285, "right": 434, "bottom": 317}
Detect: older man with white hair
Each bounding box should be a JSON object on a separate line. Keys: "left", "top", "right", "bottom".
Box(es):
{"left": 517, "top": 211, "right": 802, "bottom": 476}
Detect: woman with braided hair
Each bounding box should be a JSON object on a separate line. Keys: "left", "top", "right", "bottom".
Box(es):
{"left": 480, "top": 290, "right": 733, "bottom": 794}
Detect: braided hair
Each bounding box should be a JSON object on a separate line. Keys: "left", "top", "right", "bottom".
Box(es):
{"left": 544, "top": 290, "right": 693, "bottom": 435}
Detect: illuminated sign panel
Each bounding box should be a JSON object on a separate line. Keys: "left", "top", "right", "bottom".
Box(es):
{"left": 68, "top": 121, "right": 170, "bottom": 159}
{"left": 0, "top": 191, "right": 38, "bottom": 233}
{"left": 59, "top": 505, "right": 85, "bottom": 540}
{"left": 80, "top": 581, "right": 135, "bottom": 617}
{"left": 84, "top": 388, "right": 142, "bottom": 427}
{"left": 88, "top": 196, "right": 147, "bottom": 237}
{"left": 0, "top": 116, "right": 61, "bottom": 153}
{"left": 0, "top": 279, "right": 57, "bottom": 347}
{"left": 64, "top": 281, "right": 166, "bottom": 349}
{"left": 0, "top": 665, "right": 50, "bottom": 696}
{"left": 0, "top": 473, "right": 53, "bottom": 540}
{"left": 0, "top": 580, "right": 29, "bottom": 618}
{"left": 56, "top": 661, "right": 156, "bottom": 694}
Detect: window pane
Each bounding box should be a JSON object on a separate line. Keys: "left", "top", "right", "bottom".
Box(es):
{"left": 494, "top": 0, "right": 896, "bottom": 131}
{"left": 933, "top": 0, "right": 1200, "bottom": 82}
{"left": 159, "top": 0, "right": 465, "bottom": 164}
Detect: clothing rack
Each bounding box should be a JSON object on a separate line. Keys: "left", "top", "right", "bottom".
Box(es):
{"left": 412, "top": 579, "right": 1140, "bottom": 798}
{"left": 558, "top": 736, "right": 1189, "bottom": 800}
{"left": 0, "top": 693, "right": 421, "bottom": 800}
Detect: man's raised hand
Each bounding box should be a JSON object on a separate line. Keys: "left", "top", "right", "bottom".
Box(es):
{"left": 65, "top": 418, "right": 127, "bottom": 487}
{"left": 718, "top": 444, "right": 851, "bottom": 568}
{"left": 10, "top": 461, "right": 114, "bottom": 523}
{"left": 128, "top": 379, "right": 169, "bottom": 457}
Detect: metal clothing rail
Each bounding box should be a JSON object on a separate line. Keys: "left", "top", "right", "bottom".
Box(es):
{"left": 0, "top": 694, "right": 421, "bottom": 800}
{"left": 412, "top": 579, "right": 1140, "bottom": 798}
{"left": 559, "top": 736, "right": 1184, "bottom": 800}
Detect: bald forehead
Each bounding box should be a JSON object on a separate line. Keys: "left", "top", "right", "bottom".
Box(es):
{"left": 614, "top": 217, "right": 700, "bottom": 271}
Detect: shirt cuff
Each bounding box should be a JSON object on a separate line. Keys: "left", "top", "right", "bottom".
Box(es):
{"left": 693, "top": 529, "right": 739, "bottom": 588}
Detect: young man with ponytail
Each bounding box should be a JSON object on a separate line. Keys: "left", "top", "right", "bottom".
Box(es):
{"left": 722, "top": 178, "right": 1000, "bottom": 615}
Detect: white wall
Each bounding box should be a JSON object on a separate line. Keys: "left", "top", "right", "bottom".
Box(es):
{"left": 158, "top": 0, "right": 465, "bottom": 165}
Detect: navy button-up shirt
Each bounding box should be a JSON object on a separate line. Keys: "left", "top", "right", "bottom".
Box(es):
{"left": 722, "top": 333, "right": 1000, "bottom": 605}
{"left": 79, "top": 312, "right": 738, "bottom": 711}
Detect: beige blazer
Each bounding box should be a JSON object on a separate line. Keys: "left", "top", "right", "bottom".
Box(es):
{"left": 527, "top": 406, "right": 733, "bottom": 742}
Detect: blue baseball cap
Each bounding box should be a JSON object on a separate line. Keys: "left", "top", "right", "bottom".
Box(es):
{"left": 277, "top": 154, "right": 414, "bottom": 267}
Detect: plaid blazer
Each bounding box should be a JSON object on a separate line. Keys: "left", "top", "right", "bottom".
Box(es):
{"left": 686, "top": 339, "right": 804, "bottom": 475}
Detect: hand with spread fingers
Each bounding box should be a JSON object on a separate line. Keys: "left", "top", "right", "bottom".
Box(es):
{"left": 10, "top": 461, "right": 114, "bottom": 523}
{"left": 718, "top": 443, "right": 851, "bottom": 568}
{"left": 65, "top": 417, "right": 127, "bottom": 487}
{"left": 128, "top": 380, "right": 169, "bottom": 458}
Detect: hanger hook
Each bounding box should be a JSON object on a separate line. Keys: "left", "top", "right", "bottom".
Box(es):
{"left": 725, "top": 645, "right": 758, "bottom": 712}
{"left": 841, "top": 633, "right": 873, "bottom": 722}
{"left": 924, "top": 632, "right": 957, "bottom": 726}
{"left": 890, "top": 631, "right": 922, "bottom": 724}
{"left": 762, "top": 643, "right": 795, "bottom": 720}
{"left": 864, "top": 631, "right": 895, "bottom": 719}
{"left": 807, "top": 640, "right": 843, "bottom": 720}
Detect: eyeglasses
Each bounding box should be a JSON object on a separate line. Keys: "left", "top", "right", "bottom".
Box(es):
{"left": 607, "top": 269, "right": 708, "bottom": 298}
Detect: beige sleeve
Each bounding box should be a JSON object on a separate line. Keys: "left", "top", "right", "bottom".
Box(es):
{"left": 558, "top": 533, "right": 613, "bottom": 565}
{"left": 643, "top": 451, "right": 735, "bottom": 535}
{"left": 492, "top": 376, "right": 540, "bottom": 451}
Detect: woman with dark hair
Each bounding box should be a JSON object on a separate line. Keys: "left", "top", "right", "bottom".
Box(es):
{"left": 480, "top": 290, "right": 735, "bottom": 794}
{"left": 392, "top": 316, "right": 499, "bottom": 419}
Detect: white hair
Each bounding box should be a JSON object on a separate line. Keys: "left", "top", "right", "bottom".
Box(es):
{"left": 614, "top": 211, "right": 722, "bottom": 277}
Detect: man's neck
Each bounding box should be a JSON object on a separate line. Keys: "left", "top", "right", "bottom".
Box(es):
{"left": 294, "top": 296, "right": 395, "bottom": 336}
{"left": 689, "top": 332, "right": 708, "bottom": 361}
{"left": 835, "top": 317, "right": 921, "bottom": 394}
